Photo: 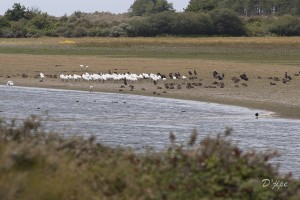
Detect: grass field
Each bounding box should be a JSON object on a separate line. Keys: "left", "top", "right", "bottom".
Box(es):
{"left": 0, "top": 37, "right": 300, "bottom": 118}
{"left": 0, "top": 37, "right": 300, "bottom": 65}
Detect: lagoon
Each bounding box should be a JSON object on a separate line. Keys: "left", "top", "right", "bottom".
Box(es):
{"left": 1, "top": 85, "right": 300, "bottom": 177}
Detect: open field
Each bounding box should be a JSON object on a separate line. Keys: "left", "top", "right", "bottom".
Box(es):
{"left": 0, "top": 37, "right": 300, "bottom": 64}
{"left": 0, "top": 37, "right": 300, "bottom": 118}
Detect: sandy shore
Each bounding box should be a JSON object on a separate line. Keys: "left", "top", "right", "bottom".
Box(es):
{"left": 1, "top": 54, "right": 300, "bottom": 119}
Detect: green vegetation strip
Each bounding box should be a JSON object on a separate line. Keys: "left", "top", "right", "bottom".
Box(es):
{"left": 0, "top": 43, "right": 299, "bottom": 65}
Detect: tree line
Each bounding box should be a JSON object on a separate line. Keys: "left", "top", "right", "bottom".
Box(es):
{"left": 130, "top": 0, "right": 300, "bottom": 16}
{"left": 185, "top": 0, "right": 300, "bottom": 16}
{"left": 0, "top": 2, "right": 299, "bottom": 38}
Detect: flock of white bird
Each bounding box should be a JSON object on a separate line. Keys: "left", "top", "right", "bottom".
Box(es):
{"left": 5, "top": 64, "right": 188, "bottom": 88}
{"left": 60, "top": 72, "right": 167, "bottom": 82}
{"left": 59, "top": 65, "right": 186, "bottom": 82}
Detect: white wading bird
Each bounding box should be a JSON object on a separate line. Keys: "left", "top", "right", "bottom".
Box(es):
{"left": 6, "top": 81, "right": 14, "bottom": 86}
{"left": 40, "top": 73, "right": 45, "bottom": 82}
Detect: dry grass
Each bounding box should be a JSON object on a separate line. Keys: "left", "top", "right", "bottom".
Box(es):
{"left": 1, "top": 37, "right": 300, "bottom": 46}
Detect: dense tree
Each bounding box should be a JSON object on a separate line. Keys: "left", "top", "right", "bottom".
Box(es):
{"left": 1, "top": 2, "right": 300, "bottom": 38}
{"left": 209, "top": 8, "right": 246, "bottom": 36}
{"left": 129, "top": 0, "right": 174, "bottom": 16}
{"left": 4, "top": 3, "right": 27, "bottom": 21}
{"left": 185, "top": 0, "right": 218, "bottom": 12}
{"left": 4, "top": 3, "right": 41, "bottom": 21}
{"left": 185, "top": 0, "right": 300, "bottom": 16}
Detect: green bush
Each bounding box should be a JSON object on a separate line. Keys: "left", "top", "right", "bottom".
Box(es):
{"left": 245, "top": 17, "right": 275, "bottom": 36}
{"left": 270, "top": 15, "right": 300, "bottom": 36}
{"left": 209, "top": 8, "right": 246, "bottom": 36}
{"left": 171, "top": 12, "right": 213, "bottom": 35}
{"left": 129, "top": 11, "right": 213, "bottom": 36}
{"left": 30, "top": 14, "right": 51, "bottom": 30}
{"left": 0, "top": 17, "right": 11, "bottom": 28}
{"left": 0, "top": 116, "right": 299, "bottom": 200}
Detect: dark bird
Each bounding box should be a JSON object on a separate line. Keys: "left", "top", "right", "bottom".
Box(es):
{"left": 161, "top": 74, "right": 167, "bottom": 79}
{"left": 188, "top": 71, "right": 193, "bottom": 76}
{"left": 124, "top": 78, "right": 127, "bottom": 85}
{"left": 282, "top": 78, "right": 288, "bottom": 84}
{"left": 285, "top": 72, "right": 292, "bottom": 80}
{"left": 213, "top": 71, "right": 218, "bottom": 79}
{"left": 174, "top": 72, "right": 180, "bottom": 79}
{"left": 217, "top": 73, "right": 224, "bottom": 80}
{"left": 193, "top": 69, "right": 197, "bottom": 75}
{"left": 240, "top": 73, "right": 249, "bottom": 81}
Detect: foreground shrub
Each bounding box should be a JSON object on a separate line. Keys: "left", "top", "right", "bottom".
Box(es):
{"left": 0, "top": 116, "right": 299, "bottom": 200}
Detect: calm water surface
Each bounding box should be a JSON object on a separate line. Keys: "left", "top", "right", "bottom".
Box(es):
{"left": 1, "top": 86, "right": 300, "bottom": 177}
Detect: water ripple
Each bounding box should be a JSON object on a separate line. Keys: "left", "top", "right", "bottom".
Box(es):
{"left": 0, "top": 85, "right": 300, "bottom": 177}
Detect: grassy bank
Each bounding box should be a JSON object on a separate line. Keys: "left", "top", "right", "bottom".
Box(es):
{"left": 0, "top": 37, "right": 300, "bottom": 65}
{"left": 0, "top": 117, "right": 300, "bottom": 200}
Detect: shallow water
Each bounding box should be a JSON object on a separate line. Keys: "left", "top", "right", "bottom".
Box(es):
{"left": 1, "top": 86, "right": 300, "bottom": 177}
